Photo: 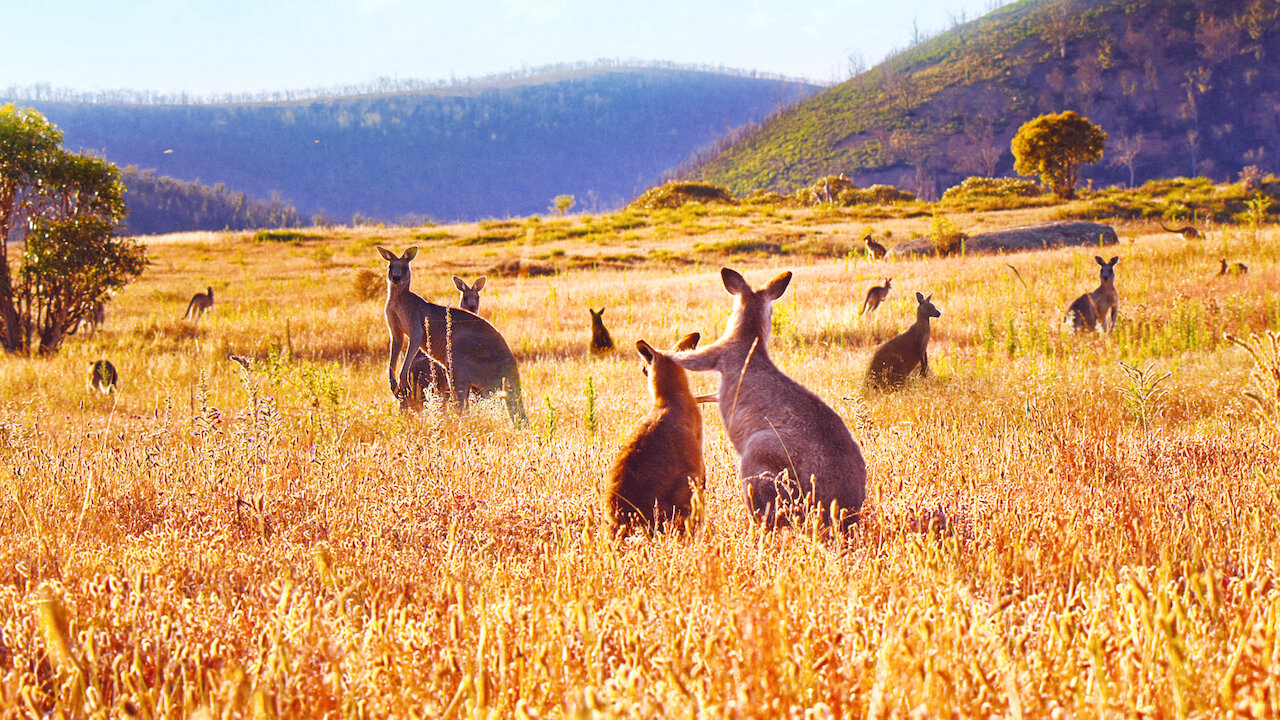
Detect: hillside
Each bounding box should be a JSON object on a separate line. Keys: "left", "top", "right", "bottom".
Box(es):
{"left": 688, "top": 0, "right": 1280, "bottom": 199}
{"left": 4, "top": 65, "right": 817, "bottom": 224}
{"left": 119, "top": 167, "right": 302, "bottom": 235}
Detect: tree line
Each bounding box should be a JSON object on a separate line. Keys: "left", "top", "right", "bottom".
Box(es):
{"left": 120, "top": 167, "right": 301, "bottom": 235}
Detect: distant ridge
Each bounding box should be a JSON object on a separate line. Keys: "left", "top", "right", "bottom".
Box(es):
{"left": 5, "top": 63, "right": 819, "bottom": 224}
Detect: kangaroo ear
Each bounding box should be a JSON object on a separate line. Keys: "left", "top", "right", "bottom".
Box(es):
{"left": 402, "top": 247, "right": 419, "bottom": 261}
{"left": 721, "top": 268, "right": 750, "bottom": 296}
{"left": 376, "top": 246, "right": 396, "bottom": 262}
{"left": 1109, "top": 256, "right": 1119, "bottom": 266}
{"left": 635, "top": 340, "right": 655, "bottom": 364}
{"left": 473, "top": 277, "right": 485, "bottom": 291}
{"left": 1095, "top": 255, "right": 1106, "bottom": 266}
{"left": 452, "top": 276, "right": 468, "bottom": 292}
{"left": 675, "top": 332, "right": 700, "bottom": 351}
{"left": 762, "top": 271, "right": 792, "bottom": 300}
{"left": 926, "top": 293, "right": 934, "bottom": 303}
{"left": 916, "top": 291, "right": 924, "bottom": 303}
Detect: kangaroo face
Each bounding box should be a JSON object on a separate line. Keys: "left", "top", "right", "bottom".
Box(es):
{"left": 915, "top": 291, "right": 941, "bottom": 319}
{"left": 454, "top": 276, "right": 484, "bottom": 313}
{"left": 636, "top": 333, "right": 701, "bottom": 399}
{"left": 722, "top": 268, "right": 792, "bottom": 343}
{"left": 1095, "top": 255, "right": 1118, "bottom": 283}
{"left": 378, "top": 246, "right": 418, "bottom": 287}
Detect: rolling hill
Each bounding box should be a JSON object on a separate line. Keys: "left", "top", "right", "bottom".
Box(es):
{"left": 4, "top": 65, "right": 818, "bottom": 225}
{"left": 686, "top": 0, "right": 1280, "bottom": 199}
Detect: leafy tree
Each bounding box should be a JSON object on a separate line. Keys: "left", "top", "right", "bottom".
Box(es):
{"left": 552, "top": 194, "right": 575, "bottom": 216}
{"left": 0, "top": 104, "right": 145, "bottom": 355}
{"left": 1011, "top": 111, "right": 1108, "bottom": 199}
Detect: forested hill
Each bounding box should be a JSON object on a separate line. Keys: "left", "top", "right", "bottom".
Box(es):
{"left": 5, "top": 66, "right": 818, "bottom": 224}
{"left": 686, "top": 0, "right": 1280, "bottom": 199}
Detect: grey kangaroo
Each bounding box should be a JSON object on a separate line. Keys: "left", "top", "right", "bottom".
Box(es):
{"left": 453, "top": 276, "right": 486, "bottom": 314}
{"left": 88, "top": 359, "right": 118, "bottom": 394}
{"left": 378, "top": 246, "right": 526, "bottom": 425}
{"left": 671, "top": 268, "right": 866, "bottom": 531}
{"left": 184, "top": 286, "right": 214, "bottom": 322}
{"left": 1066, "top": 256, "right": 1119, "bottom": 332}
{"left": 589, "top": 307, "right": 615, "bottom": 355}
{"left": 860, "top": 278, "right": 891, "bottom": 315}
{"left": 864, "top": 233, "right": 887, "bottom": 260}
{"left": 866, "top": 292, "right": 941, "bottom": 390}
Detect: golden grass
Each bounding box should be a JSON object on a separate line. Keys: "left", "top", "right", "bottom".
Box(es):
{"left": 1, "top": 205, "right": 1278, "bottom": 717}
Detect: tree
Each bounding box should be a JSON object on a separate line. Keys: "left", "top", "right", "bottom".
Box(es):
{"left": 1011, "top": 111, "right": 1108, "bottom": 199}
{"left": 0, "top": 104, "right": 146, "bottom": 355}
{"left": 552, "top": 194, "right": 575, "bottom": 216}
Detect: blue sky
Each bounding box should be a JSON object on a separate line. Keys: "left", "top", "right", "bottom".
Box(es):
{"left": 5, "top": 0, "right": 1012, "bottom": 95}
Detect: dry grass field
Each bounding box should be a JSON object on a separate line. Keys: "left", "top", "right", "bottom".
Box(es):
{"left": 1, "top": 203, "right": 1279, "bottom": 717}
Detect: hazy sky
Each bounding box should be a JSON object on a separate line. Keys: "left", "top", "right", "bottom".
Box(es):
{"left": 6, "top": 0, "right": 1009, "bottom": 95}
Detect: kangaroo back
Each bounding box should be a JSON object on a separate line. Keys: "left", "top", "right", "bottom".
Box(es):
{"left": 589, "top": 308, "right": 615, "bottom": 355}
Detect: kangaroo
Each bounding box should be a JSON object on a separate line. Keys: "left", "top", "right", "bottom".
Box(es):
{"left": 88, "top": 359, "right": 118, "bottom": 394}
{"left": 1219, "top": 258, "right": 1249, "bottom": 276}
{"left": 400, "top": 352, "right": 454, "bottom": 411}
{"left": 860, "top": 278, "right": 891, "bottom": 316}
{"left": 452, "top": 276, "right": 486, "bottom": 314}
{"left": 1066, "top": 256, "right": 1119, "bottom": 332}
{"left": 864, "top": 233, "right": 887, "bottom": 260}
{"left": 607, "top": 333, "right": 705, "bottom": 533}
{"left": 378, "top": 246, "right": 527, "bottom": 425}
{"left": 184, "top": 286, "right": 214, "bottom": 322}
{"left": 671, "top": 268, "right": 866, "bottom": 531}
{"left": 866, "top": 292, "right": 941, "bottom": 390}
{"left": 589, "top": 307, "right": 615, "bottom": 355}
{"left": 1160, "top": 222, "right": 1201, "bottom": 240}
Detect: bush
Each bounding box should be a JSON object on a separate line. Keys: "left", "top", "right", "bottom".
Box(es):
{"left": 791, "top": 176, "right": 915, "bottom": 207}
{"left": 1067, "top": 175, "right": 1280, "bottom": 223}
{"left": 837, "top": 184, "right": 917, "bottom": 205}
{"left": 929, "top": 213, "right": 967, "bottom": 255}
{"left": 351, "top": 269, "right": 383, "bottom": 301}
{"left": 629, "top": 182, "right": 736, "bottom": 210}
{"left": 942, "top": 176, "right": 1044, "bottom": 201}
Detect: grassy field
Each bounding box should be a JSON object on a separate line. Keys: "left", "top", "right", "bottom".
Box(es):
{"left": 2, "top": 203, "right": 1279, "bottom": 717}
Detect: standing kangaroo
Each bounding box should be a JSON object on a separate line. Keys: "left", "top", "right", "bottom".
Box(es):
{"left": 866, "top": 292, "right": 941, "bottom": 390}
{"left": 184, "top": 286, "right": 214, "bottom": 322}
{"left": 1066, "top": 256, "right": 1119, "bottom": 332}
{"left": 453, "top": 276, "right": 486, "bottom": 314}
{"left": 378, "top": 246, "right": 526, "bottom": 425}
{"left": 607, "top": 333, "right": 705, "bottom": 533}
{"left": 1219, "top": 259, "right": 1249, "bottom": 275}
{"left": 589, "top": 307, "right": 615, "bottom": 355}
{"left": 860, "top": 278, "right": 891, "bottom": 316}
{"left": 671, "top": 268, "right": 866, "bottom": 531}
{"left": 88, "top": 359, "right": 118, "bottom": 394}
{"left": 864, "top": 233, "right": 887, "bottom": 260}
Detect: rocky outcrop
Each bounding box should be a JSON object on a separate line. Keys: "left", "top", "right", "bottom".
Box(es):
{"left": 889, "top": 221, "right": 1118, "bottom": 257}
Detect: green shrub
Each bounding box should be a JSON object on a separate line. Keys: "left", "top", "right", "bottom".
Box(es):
{"left": 929, "top": 213, "right": 967, "bottom": 255}
{"left": 942, "top": 176, "right": 1044, "bottom": 201}
{"left": 629, "top": 182, "right": 736, "bottom": 210}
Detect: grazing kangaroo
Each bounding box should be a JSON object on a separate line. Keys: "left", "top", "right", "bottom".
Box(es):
{"left": 1066, "top": 256, "right": 1119, "bottom": 332}
{"left": 184, "top": 286, "right": 214, "bottom": 322}
{"left": 378, "top": 246, "right": 527, "bottom": 425}
{"left": 452, "top": 276, "right": 486, "bottom": 314}
{"left": 607, "top": 333, "right": 705, "bottom": 533}
{"left": 671, "top": 268, "right": 866, "bottom": 531}
{"left": 860, "top": 278, "right": 892, "bottom": 316}
{"left": 864, "top": 233, "right": 887, "bottom": 260}
{"left": 866, "top": 292, "right": 941, "bottom": 390}
{"left": 88, "top": 359, "right": 118, "bottom": 394}
{"left": 1220, "top": 259, "right": 1249, "bottom": 275}
{"left": 1160, "top": 222, "right": 1201, "bottom": 240}
{"left": 589, "top": 307, "right": 615, "bottom": 355}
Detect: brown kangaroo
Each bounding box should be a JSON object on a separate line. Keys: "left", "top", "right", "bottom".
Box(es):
{"left": 452, "top": 276, "right": 486, "bottom": 314}
{"left": 1160, "top": 222, "right": 1201, "bottom": 240}
{"left": 88, "top": 359, "right": 118, "bottom": 394}
{"left": 864, "top": 233, "right": 887, "bottom": 260}
{"left": 1066, "top": 256, "right": 1119, "bottom": 332}
{"left": 589, "top": 307, "right": 615, "bottom": 355}
{"left": 866, "top": 292, "right": 941, "bottom": 390}
{"left": 184, "top": 286, "right": 214, "bottom": 322}
{"left": 378, "top": 246, "right": 526, "bottom": 425}
{"left": 671, "top": 268, "right": 866, "bottom": 531}
{"left": 400, "top": 353, "right": 454, "bottom": 411}
{"left": 607, "top": 332, "right": 705, "bottom": 533}
{"left": 860, "top": 278, "right": 891, "bottom": 315}
{"left": 1219, "top": 258, "right": 1249, "bottom": 276}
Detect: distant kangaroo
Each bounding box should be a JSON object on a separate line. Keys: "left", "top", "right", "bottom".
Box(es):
{"left": 671, "top": 268, "right": 866, "bottom": 531}
{"left": 452, "top": 276, "right": 486, "bottom": 314}
{"left": 1066, "top": 256, "right": 1119, "bottom": 332}
{"left": 1219, "top": 258, "right": 1249, "bottom": 275}
{"left": 378, "top": 246, "right": 527, "bottom": 425}
{"left": 88, "top": 359, "right": 118, "bottom": 394}
{"left": 184, "top": 286, "right": 214, "bottom": 322}
{"left": 864, "top": 233, "right": 887, "bottom": 260}
{"left": 607, "top": 332, "right": 705, "bottom": 533}
{"left": 866, "top": 292, "right": 941, "bottom": 390}
{"left": 1160, "top": 222, "right": 1201, "bottom": 240}
{"left": 860, "top": 278, "right": 892, "bottom": 315}
{"left": 589, "top": 307, "right": 615, "bottom": 355}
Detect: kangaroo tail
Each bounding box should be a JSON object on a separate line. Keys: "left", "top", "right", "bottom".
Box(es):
{"left": 183, "top": 298, "right": 196, "bottom": 319}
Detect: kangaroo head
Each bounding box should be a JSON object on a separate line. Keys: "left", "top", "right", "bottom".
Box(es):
{"left": 590, "top": 307, "right": 605, "bottom": 323}
{"left": 378, "top": 246, "right": 418, "bottom": 286}
{"left": 720, "top": 267, "right": 792, "bottom": 343}
{"left": 915, "top": 291, "right": 941, "bottom": 320}
{"left": 884, "top": 278, "right": 892, "bottom": 289}
{"left": 1095, "top": 255, "right": 1118, "bottom": 283}
{"left": 636, "top": 332, "right": 701, "bottom": 396}
{"left": 453, "top": 276, "right": 485, "bottom": 313}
